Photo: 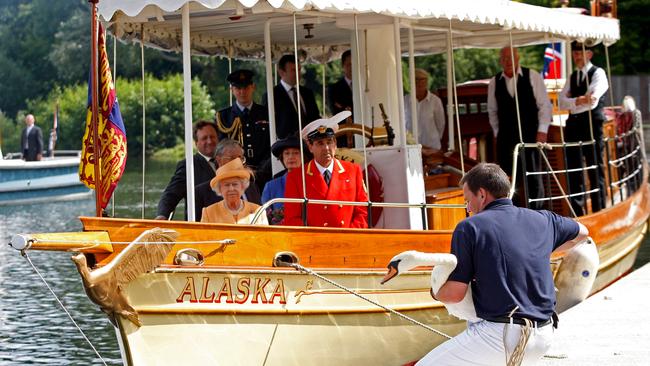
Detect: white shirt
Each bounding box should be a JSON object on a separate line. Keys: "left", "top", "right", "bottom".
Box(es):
{"left": 487, "top": 67, "right": 552, "bottom": 137}
{"left": 314, "top": 160, "right": 334, "bottom": 178}
{"left": 235, "top": 101, "right": 253, "bottom": 112}
{"left": 404, "top": 91, "right": 446, "bottom": 150}
{"left": 558, "top": 62, "right": 609, "bottom": 115}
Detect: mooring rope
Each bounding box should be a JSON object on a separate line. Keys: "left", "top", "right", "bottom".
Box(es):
{"left": 504, "top": 318, "right": 533, "bottom": 366}
{"left": 20, "top": 251, "right": 108, "bottom": 366}
{"left": 279, "top": 261, "right": 452, "bottom": 340}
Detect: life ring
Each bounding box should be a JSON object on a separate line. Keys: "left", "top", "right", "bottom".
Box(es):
{"left": 336, "top": 149, "right": 385, "bottom": 227}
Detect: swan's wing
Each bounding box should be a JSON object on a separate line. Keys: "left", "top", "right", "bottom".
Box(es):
{"left": 112, "top": 228, "right": 179, "bottom": 287}
{"left": 429, "top": 254, "right": 457, "bottom": 293}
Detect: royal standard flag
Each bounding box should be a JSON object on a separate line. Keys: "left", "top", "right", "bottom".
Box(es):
{"left": 79, "top": 24, "right": 127, "bottom": 209}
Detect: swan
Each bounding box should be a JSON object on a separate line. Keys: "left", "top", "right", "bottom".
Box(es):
{"left": 381, "top": 250, "right": 479, "bottom": 322}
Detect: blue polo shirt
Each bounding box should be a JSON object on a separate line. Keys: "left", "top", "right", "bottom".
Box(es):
{"left": 448, "top": 198, "right": 579, "bottom": 321}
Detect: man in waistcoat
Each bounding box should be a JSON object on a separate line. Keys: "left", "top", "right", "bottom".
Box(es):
{"left": 487, "top": 47, "right": 552, "bottom": 209}
{"left": 559, "top": 41, "right": 609, "bottom": 215}
{"left": 216, "top": 69, "right": 271, "bottom": 191}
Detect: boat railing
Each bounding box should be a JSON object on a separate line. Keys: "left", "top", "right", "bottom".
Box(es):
{"left": 252, "top": 197, "right": 466, "bottom": 228}
{"left": 511, "top": 122, "right": 645, "bottom": 215}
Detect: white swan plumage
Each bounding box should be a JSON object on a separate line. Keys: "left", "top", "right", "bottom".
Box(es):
{"left": 382, "top": 250, "right": 479, "bottom": 322}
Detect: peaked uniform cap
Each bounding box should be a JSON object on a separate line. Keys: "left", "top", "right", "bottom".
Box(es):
{"left": 210, "top": 158, "right": 251, "bottom": 189}
{"left": 227, "top": 69, "right": 255, "bottom": 87}
{"left": 301, "top": 111, "right": 352, "bottom": 141}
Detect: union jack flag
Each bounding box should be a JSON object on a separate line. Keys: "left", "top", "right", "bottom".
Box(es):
{"left": 543, "top": 43, "right": 563, "bottom": 79}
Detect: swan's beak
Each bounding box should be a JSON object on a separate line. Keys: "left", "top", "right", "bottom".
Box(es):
{"left": 381, "top": 260, "right": 400, "bottom": 284}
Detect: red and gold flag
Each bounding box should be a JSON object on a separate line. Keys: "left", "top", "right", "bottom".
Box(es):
{"left": 79, "top": 24, "right": 127, "bottom": 209}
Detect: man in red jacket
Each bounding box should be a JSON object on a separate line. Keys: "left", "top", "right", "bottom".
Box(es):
{"left": 283, "top": 111, "right": 368, "bottom": 228}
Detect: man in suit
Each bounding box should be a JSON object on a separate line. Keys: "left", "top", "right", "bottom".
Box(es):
{"left": 194, "top": 139, "right": 261, "bottom": 221}
{"left": 265, "top": 54, "right": 320, "bottom": 139}
{"left": 216, "top": 69, "right": 272, "bottom": 191}
{"left": 155, "top": 120, "right": 218, "bottom": 220}
{"left": 21, "top": 114, "right": 43, "bottom": 161}
{"left": 283, "top": 111, "right": 368, "bottom": 228}
{"left": 327, "top": 49, "right": 354, "bottom": 147}
{"left": 487, "top": 47, "right": 552, "bottom": 209}
{"left": 559, "top": 41, "right": 609, "bottom": 215}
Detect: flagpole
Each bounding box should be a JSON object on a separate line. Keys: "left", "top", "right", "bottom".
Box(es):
{"left": 89, "top": 0, "right": 102, "bottom": 217}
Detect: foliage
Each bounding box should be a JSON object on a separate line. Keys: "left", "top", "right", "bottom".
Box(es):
{"left": 8, "top": 75, "right": 215, "bottom": 156}
{"left": 0, "top": 111, "right": 21, "bottom": 154}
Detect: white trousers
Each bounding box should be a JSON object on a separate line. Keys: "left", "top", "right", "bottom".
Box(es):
{"left": 415, "top": 320, "right": 553, "bottom": 366}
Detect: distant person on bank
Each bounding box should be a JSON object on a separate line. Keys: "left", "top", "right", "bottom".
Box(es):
{"left": 21, "top": 114, "right": 43, "bottom": 161}
{"left": 200, "top": 158, "right": 268, "bottom": 225}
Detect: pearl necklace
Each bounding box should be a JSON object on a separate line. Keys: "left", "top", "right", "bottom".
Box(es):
{"left": 225, "top": 199, "right": 244, "bottom": 215}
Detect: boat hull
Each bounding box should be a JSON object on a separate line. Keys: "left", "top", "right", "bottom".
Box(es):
{"left": 0, "top": 156, "right": 91, "bottom": 205}
{"left": 116, "top": 269, "right": 464, "bottom": 365}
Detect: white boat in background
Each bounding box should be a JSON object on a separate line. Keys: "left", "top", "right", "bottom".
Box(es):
{"left": 0, "top": 150, "right": 92, "bottom": 205}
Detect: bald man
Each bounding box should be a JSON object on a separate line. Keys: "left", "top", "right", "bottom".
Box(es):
{"left": 21, "top": 114, "right": 43, "bottom": 161}
{"left": 487, "top": 47, "right": 552, "bottom": 209}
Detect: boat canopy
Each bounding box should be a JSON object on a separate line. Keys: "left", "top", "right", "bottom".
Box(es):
{"left": 99, "top": 0, "right": 619, "bottom": 61}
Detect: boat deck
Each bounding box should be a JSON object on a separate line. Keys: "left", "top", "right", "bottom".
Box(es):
{"left": 540, "top": 262, "right": 650, "bottom": 365}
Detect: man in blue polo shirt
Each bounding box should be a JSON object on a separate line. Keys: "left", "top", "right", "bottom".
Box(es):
{"left": 421, "top": 163, "right": 589, "bottom": 366}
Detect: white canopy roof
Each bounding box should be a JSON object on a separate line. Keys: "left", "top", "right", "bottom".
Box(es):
{"left": 99, "top": 0, "right": 620, "bottom": 61}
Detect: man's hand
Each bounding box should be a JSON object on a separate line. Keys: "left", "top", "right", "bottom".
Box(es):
{"left": 575, "top": 93, "right": 595, "bottom": 106}
{"left": 536, "top": 132, "right": 548, "bottom": 143}
{"left": 154, "top": 215, "right": 168, "bottom": 220}
{"left": 36, "top": 153, "right": 42, "bottom": 161}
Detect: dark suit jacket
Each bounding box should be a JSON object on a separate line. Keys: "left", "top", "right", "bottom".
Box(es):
{"left": 194, "top": 179, "right": 261, "bottom": 221}
{"left": 156, "top": 153, "right": 215, "bottom": 219}
{"left": 21, "top": 125, "right": 43, "bottom": 161}
{"left": 264, "top": 83, "right": 320, "bottom": 139}
{"left": 327, "top": 77, "right": 353, "bottom": 115}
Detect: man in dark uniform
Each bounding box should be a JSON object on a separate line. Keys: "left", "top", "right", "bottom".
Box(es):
{"left": 487, "top": 47, "right": 552, "bottom": 209}
{"left": 327, "top": 49, "right": 354, "bottom": 147}
{"left": 216, "top": 69, "right": 271, "bottom": 191}
{"left": 156, "top": 120, "right": 218, "bottom": 220}
{"left": 559, "top": 41, "right": 609, "bottom": 215}
{"left": 424, "top": 163, "right": 589, "bottom": 365}
{"left": 264, "top": 54, "right": 320, "bottom": 139}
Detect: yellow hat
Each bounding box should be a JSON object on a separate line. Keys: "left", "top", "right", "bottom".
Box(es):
{"left": 209, "top": 158, "right": 251, "bottom": 189}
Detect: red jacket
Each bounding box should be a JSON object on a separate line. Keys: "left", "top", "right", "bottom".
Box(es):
{"left": 283, "top": 159, "right": 368, "bottom": 228}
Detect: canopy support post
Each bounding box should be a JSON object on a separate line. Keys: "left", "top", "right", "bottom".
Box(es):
{"left": 181, "top": 3, "right": 196, "bottom": 222}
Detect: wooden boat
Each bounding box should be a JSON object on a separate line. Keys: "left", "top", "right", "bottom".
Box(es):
{"left": 0, "top": 150, "right": 91, "bottom": 206}
{"left": 9, "top": 1, "right": 648, "bottom": 365}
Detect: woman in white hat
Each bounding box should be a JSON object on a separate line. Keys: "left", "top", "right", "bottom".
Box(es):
{"left": 201, "top": 159, "right": 268, "bottom": 224}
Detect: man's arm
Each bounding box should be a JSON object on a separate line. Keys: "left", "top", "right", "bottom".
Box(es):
{"left": 155, "top": 160, "right": 187, "bottom": 220}
{"left": 35, "top": 127, "right": 44, "bottom": 158}
{"left": 558, "top": 78, "right": 575, "bottom": 112}
{"left": 554, "top": 222, "right": 589, "bottom": 253}
{"left": 433, "top": 95, "right": 446, "bottom": 139}
{"left": 349, "top": 164, "right": 369, "bottom": 228}
{"left": 434, "top": 280, "right": 469, "bottom": 304}
{"left": 282, "top": 171, "right": 303, "bottom": 226}
{"left": 486, "top": 77, "right": 499, "bottom": 137}
{"left": 529, "top": 70, "right": 552, "bottom": 143}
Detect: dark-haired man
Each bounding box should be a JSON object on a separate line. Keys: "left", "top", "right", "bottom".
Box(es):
{"left": 155, "top": 120, "right": 218, "bottom": 220}
{"left": 328, "top": 49, "right": 355, "bottom": 147}
{"left": 216, "top": 69, "right": 271, "bottom": 190}
{"left": 421, "top": 163, "right": 589, "bottom": 365}
{"left": 283, "top": 112, "right": 367, "bottom": 228}
{"left": 559, "top": 41, "right": 609, "bottom": 215}
{"left": 265, "top": 54, "right": 320, "bottom": 139}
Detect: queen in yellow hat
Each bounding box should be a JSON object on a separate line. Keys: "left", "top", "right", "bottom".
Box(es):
{"left": 201, "top": 158, "right": 268, "bottom": 225}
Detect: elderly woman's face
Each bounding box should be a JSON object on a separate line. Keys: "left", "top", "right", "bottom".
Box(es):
{"left": 282, "top": 148, "right": 302, "bottom": 170}
{"left": 220, "top": 178, "right": 244, "bottom": 201}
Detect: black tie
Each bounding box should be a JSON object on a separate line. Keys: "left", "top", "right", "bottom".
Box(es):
{"left": 209, "top": 158, "right": 216, "bottom": 171}
{"left": 577, "top": 70, "right": 583, "bottom": 87}
{"left": 323, "top": 170, "right": 331, "bottom": 186}
{"left": 242, "top": 108, "right": 249, "bottom": 119}
{"left": 290, "top": 87, "right": 305, "bottom": 114}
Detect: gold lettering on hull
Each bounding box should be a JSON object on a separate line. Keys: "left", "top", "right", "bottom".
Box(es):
{"left": 176, "top": 277, "right": 287, "bottom": 305}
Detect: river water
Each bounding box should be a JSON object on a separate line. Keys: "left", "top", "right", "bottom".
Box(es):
{"left": 0, "top": 159, "right": 649, "bottom": 365}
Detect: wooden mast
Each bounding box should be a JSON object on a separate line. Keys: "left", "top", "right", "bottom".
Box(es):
{"left": 89, "top": 0, "right": 102, "bottom": 217}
